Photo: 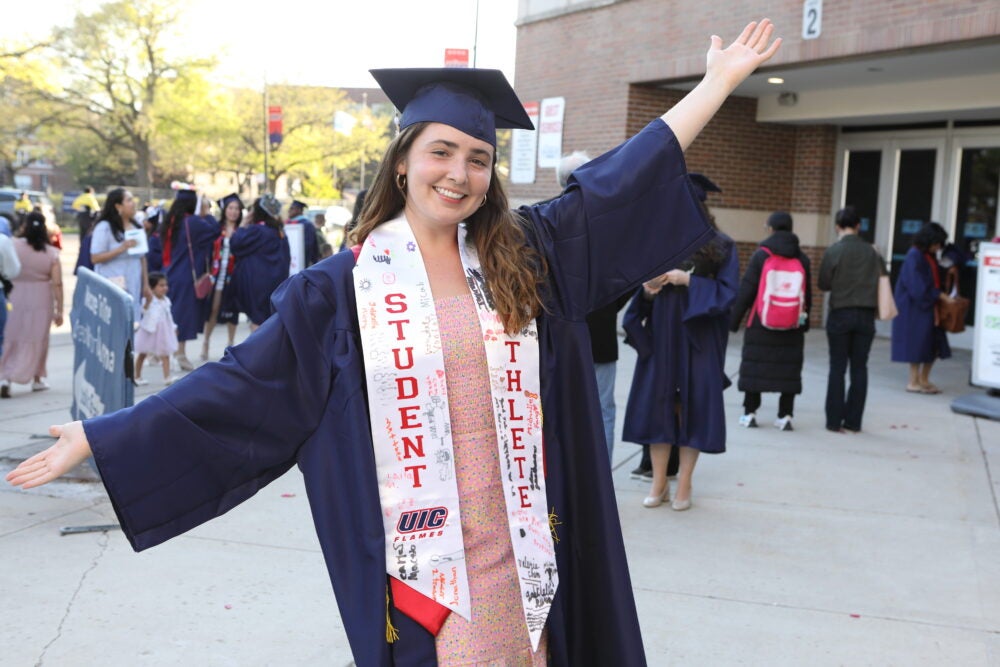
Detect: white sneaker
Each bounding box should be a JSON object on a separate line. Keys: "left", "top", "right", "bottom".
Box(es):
{"left": 738, "top": 413, "right": 757, "bottom": 428}
{"left": 774, "top": 416, "right": 794, "bottom": 431}
{"left": 31, "top": 380, "right": 50, "bottom": 392}
{"left": 164, "top": 375, "right": 180, "bottom": 386}
{"left": 134, "top": 378, "right": 149, "bottom": 386}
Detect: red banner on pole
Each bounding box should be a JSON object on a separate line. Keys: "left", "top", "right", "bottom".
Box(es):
{"left": 268, "top": 105, "right": 283, "bottom": 146}
{"left": 444, "top": 48, "right": 469, "bottom": 68}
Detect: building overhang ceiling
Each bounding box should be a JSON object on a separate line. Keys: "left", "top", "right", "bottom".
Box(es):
{"left": 663, "top": 40, "right": 1000, "bottom": 127}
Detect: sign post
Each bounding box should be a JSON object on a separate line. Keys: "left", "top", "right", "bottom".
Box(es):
{"left": 444, "top": 48, "right": 469, "bottom": 68}
{"left": 951, "top": 242, "right": 1000, "bottom": 419}
{"left": 510, "top": 101, "right": 541, "bottom": 184}
{"left": 71, "top": 268, "right": 134, "bottom": 422}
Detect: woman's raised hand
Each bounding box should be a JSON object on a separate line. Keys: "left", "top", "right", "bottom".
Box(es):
{"left": 705, "top": 19, "right": 782, "bottom": 93}
{"left": 5, "top": 421, "right": 93, "bottom": 490}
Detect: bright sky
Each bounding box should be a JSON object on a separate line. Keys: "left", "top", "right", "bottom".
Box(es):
{"left": 3, "top": 0, "right": 520, "bottom": 89}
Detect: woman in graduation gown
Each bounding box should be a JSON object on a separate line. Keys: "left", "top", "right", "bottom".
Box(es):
{"left": 229, "top": 196, "right": 290, "bottom": 332}
{"left": 622, "top": 188, "right": 738, "bottom": 511}
{"left": 8, "top": 21, "right": 781, "bottom": 667}
{"left": 891, "top": 222, "right": 952, "bottom": 392}
{"left": 201, "top": 193, "right": 244, "bottom": 359}
{"left": 160, "top": 191, "right": 219, "bottom": 370}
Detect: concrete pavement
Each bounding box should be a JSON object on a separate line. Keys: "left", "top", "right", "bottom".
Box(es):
{"left": 1, "top": 282, "right": 999, "bottom": 665}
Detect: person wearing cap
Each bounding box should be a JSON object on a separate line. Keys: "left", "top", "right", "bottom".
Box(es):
{"left": 229, "top": 195, "right": 290, "bottom": 332}
{"left": 729, "top": 210, "right": 812, "bottom": 431}
{"left": 7, "top": 20, "right": 781, "bottom": 666}
{"left": 628, "top": 172, "right": 722, "bottom": 482}
{"left": 160, "top": 189, "right": 220, "bottom": 371}
{"left": 286, "top": 199, "right": 319, "bottom": 267}
{"left": 201, "top": 193, "right": 243, "bottom": 359}
{"left": 622, "top": 174, "right": 737, "bottom": 511}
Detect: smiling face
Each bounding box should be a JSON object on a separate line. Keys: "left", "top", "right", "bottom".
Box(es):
{"left": 397, "top": 122, "right": 494, "bottom": 234}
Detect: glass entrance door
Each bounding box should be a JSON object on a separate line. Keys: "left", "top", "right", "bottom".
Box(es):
{"left": 889, "top": 148, "right": 939, "bottom": 283}
{"left": 953, "top": 146, "right": 1000, "bottom": 323}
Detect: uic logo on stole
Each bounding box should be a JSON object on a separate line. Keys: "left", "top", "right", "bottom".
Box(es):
{"left": 354, "top": 216, "right": 556, "bottom": 650}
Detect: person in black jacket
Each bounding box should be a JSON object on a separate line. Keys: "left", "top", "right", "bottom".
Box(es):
{"left": 729, "top": 211, "right": 811, "bottom": 431}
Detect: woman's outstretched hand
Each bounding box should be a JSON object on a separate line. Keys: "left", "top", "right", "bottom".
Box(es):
{"left": 705, "top": 19, "right": 782, "bottom": 93}
{"left": 5, "top": 421, "right": 92, "bottom": 489}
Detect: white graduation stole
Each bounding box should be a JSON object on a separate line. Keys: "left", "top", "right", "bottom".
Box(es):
{"left": 353, "top": 214, "right": 557, "bottom": 649}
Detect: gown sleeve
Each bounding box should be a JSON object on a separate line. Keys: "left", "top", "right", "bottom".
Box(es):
{"left": 897, "top": 250, "right": 939, "bottom": 309}
{"left": 621, "top": 288, "right": 653, "bottom": 360}
{"left": 84, "top": 270, "right": 340, "bottom": 551}
{"left": 521, "top": 119, "right": 716, "bottom": 319}
{"left": 683, "top": 242, "right": 739, "bottom": 322}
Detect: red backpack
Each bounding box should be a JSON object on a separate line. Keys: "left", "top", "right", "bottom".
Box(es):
{"left": 750, "top": 247, "right": 806, "bottom": 330}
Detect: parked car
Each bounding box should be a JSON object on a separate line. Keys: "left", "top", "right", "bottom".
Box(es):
{"left": 0, "top": 188, "right": 57, "bottom": 227}
{"left": 0, "top": 188, "right": 61, "bottom": 246}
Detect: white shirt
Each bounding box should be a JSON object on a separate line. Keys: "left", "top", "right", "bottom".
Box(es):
{"left": 0, "top": 234, "right": 21, "bottom": 282}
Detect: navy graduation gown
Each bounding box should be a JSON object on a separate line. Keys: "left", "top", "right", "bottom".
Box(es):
{"left": 83, "top": 119, "right": 715, "bottom": 666}
{"left": 891, "top": 246, "right": 951, "bottom": 363}
{"left": 230, "top": 224, "right": 291, "bottom": 325}
{"left": 165, "top": 215, "right": 219, "bottom": 341}
{"left": 146, "top": 233, "right": 163, "bottom": 273}
{"left": 621, "top": 242, "right": 738, "bottom": 453}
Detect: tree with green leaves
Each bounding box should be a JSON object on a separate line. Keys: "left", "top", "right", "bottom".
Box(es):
{"left": 42, "top": 0, "right": 213, "bottom": 190}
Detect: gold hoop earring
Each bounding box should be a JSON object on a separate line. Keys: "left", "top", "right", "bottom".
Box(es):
{"left": 479, "top": 195, "right": 487, "bottom": 209}
{"left": 396, "top": 173, "right": 407, "bottom": 192}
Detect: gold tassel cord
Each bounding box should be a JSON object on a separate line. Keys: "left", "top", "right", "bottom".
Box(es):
{"left": 548, "top": 507, "right": 561, "bottom": 544}
{"left": 386, "top": 586, "right": 399, "bottom": 643}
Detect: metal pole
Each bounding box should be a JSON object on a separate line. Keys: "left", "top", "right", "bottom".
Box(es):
{"left": 263, "top": 82, "right": 270, "bottom": 194}
{"left": 360, "top": 92, "right": 368, "bottom": 190}
{"left": 473, "top": 0, "right": 480, "bottom": 67}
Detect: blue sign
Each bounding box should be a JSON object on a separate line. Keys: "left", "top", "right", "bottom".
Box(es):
{"left": 901, "top": 219, "right": 924, "bottom": 234}
{"left": 964, "top": 222, "right": 988, "bottom": 239}
{"left": 70, "top": 268, "right": 134, "bottom": 420}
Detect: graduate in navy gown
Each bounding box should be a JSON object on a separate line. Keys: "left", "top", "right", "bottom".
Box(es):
{"left": 230, "top": 196, "right": 291, "bottom": 331}
{"left": 160, "top": 190, "right": 219, "bottom": 370}
{"left": 142, "top": 209, "right": 163, "bottom": 273}
{"left": 622, "top": 178, "right": 738, "bottom": 511}
{"left": 8, "top": 21, "right": 781, "bottom": 667}
{"left": 891, "top": 222, "right": 952, "bottom": 393}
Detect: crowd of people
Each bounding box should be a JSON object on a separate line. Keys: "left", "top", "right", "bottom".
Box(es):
{"left": 618, "top": 199, "right": 964, "bottom": 511}
{"left": 0, "top": 188, "right": 332, "bottom": 396}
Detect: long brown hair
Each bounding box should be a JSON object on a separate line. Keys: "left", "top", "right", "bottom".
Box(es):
{"left": 351, "top": 122, "right": 546, "bottom": 333}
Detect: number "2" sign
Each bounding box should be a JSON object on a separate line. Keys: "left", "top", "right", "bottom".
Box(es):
{"left": 803, "top": 0, "right": 823, "bottom": 40}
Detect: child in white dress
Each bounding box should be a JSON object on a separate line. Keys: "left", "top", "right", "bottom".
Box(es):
{"left": 134, "top": 272, "right": 179, "bottom": 385}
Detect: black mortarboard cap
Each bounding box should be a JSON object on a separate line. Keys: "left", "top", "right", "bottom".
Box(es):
{"left": 369, "top": 68, "right": 533, "bottom": 147}
{"left": 688, "top": 173, "right": 722, "bottom": 202}
{"left": 290, "top": 200, "right": 307, "bottom": 211}
{"left": 218, "top": 192, "right": 244, "bottom": 211}
{"left": 174, "top": 189, "right": 197, "bottom": 205}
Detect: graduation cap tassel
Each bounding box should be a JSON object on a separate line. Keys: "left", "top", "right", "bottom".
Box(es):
{"left": 385, "top": 586, "right": 399, "bottom": 643}
{"left": 548, "top": 507, "right": 562, "bottom": 544}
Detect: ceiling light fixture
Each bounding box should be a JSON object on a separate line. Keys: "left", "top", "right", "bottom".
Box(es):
{"left": 767, "top": 77, "right": 785, "bottom": 84}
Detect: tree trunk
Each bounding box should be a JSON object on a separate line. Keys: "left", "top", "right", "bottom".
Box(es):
{"left": 134, "top": 138, "right": 153, "bottom": 193}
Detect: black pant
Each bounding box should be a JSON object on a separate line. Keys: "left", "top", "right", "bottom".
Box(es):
{"left": 743, "top": 391, "right": 795, "bottom": 418}
{"left": 638, "top": 444, "right": 679, "bottom": 476}
{"left": 825, "top": 307, "right": 876, "bottom": 431}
